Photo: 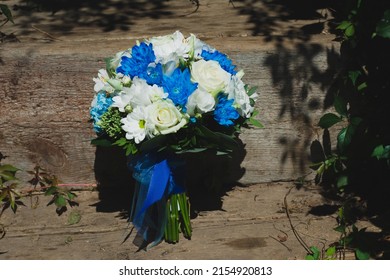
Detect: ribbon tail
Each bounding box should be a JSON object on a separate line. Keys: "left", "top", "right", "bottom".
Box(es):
{"left": 139, "top": 159, "right": 170, "bottom": 215}
{"left": 131, "top": 159, "right": 171, "bottom": 247}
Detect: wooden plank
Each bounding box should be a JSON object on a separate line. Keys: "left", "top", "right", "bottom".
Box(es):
{"left": 0, "top": 0, "right": 339, "bottom": 185}
{"left": 0, "top": 37, "right": 338, "bottom": 185}
{"left": 0, "top": 183, "right": 346, "bottom": 259}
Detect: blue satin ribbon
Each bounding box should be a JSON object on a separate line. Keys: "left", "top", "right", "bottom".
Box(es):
{"left": 139, "top": 159, "right": 170, "bottom": 215}
{"left": 128, "top": 153, "right": 185, "bottom": 247}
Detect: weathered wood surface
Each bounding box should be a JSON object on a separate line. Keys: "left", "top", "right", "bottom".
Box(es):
{"left": 0, "top": 0, "right": 339, "bottom": 185}
{"left": 1, "top": 182, "right": 349, "bottom": 260}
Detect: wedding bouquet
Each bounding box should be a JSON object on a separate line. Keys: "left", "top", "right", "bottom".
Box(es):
{"left": 90, "top": 31, "right": 261, "bottom": 248}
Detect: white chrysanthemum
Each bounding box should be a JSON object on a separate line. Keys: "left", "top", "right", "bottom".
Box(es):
{"left": 121, "top": 106, "right": 153, "bottom": 144}
{"left": 147, "top": 31, "right": 190, "bottom": 65}
{"left": 226, "top": 73, "right": 257, "bottom": 118}
{"left": 112, "top": 77, "right": 167, "bottom": 112}
{"left": 186, "top": 88, "right": 216, "bottom": 116}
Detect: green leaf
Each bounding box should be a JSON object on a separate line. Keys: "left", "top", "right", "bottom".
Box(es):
{"left": 355, "top": 249, "right": 370, "bottom": 260}
{"left": 175, "top": 147, "right": 208, "bottom": 154}
{"left": 376, "top": 10, "right": 390, "bottom": 39}
{"left": 305, "top": 255, "right": 315, "bottom": 260}
{"left": 334, "top": 225, "right": 346, "bottom": 233}
{"left": 318, "top": 113, "right": 342, "bottom": 129}
{"left": 114, "top": 137, "right": 127, "bottom": 147}
{"left": 91, "top": 138, "right": 113, "bottom": 147}
{"left": 326, "top": 246, "right": 336, "bottom": 257}
{"left": 372, "top": 145, "right": 390, "bottom": 159}
{"left": 67, "top": 211, "right": 81, "bottom": 225}
{"left": 348, "top": 71, "right": 360, "bottom": 86}
{"left": 337, "top": 118, "right": 361, "bottom": 153}
{"left": 247, "top": 86, "right": 258, "bottom": 96}
{"left": 0, "top": 4, "right": 14, "bottom": 24}
{"left": 345, "top": 24, "right": 355, "bottom": 37}
{"left": 0, "top": 171, "right": 16, "bottom": 182}
{"left": 0, "top": 164, "right": 19, "bottom": 173}
{"left": 337, "top": 175, "right": 348, "bottom": 188}
{"left": 67, "top": 192, "right": 77, "bottom": 200}
{"left": 139, "top": 135, "right": 168, "bottom": 153}
{"left": 357, "top": 82, "right": 367, "bottom": 92}
{"left": 309, "top": 246, "right": 320, "bottom": 260}
{"left": 55, "top": 195, "right": 67, "bottom": 208}
{"left": 45, "top": 186, "right": 58, "bottom": 196}
{"left": 249, "top": 117, "right": 264, "bottom": 128}
{"left": 337, "top": 21, "right": 352, "bottom": 30}
{"left": 334, "top": 96, "right": 348, "bottom": 117}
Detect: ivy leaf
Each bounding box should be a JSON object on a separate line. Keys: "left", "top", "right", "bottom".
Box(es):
{"left": 337, "top": 175, "right": 349, "bottom": 188}
{"left": 375, "top": 10, "right": 390, "bottom": 39}
{"left": 0, "top": 4, "right": 14, "bottom": 24}
{"left": 345, "top": 24, "right": 355, "bottom": 37}
{"left": 309, "top": 246, "right": 320, "bottom": 260}
{"left": 337, "top": 21, "right": 352, "bottom": 30}
{"left": 55, "top": 195, "right": 67, "bottom": 208}
{"left": 334, "top": 225, "right": 346, "bottom": 233}
{"left": 67, "top": 211, "right": 82, "bottom": 225}
{"left": 355, "top": 249, "right": 370, "bottom": 260}
{"left": 45, "top": 186, "right": 58, "bottom": 196}
{"left": 372, "top": 145, "right": 390, "bottom": 159}
{"left": 318, "top": 113, "right": 342, "bottom": 129}
{"left": 334, "top": 96, "right": 348, "bottom": 117}
{"left": 348, "top": 71, "right": 360, "bottom": 86}
{"left": 337, "top": 127, "right": 349, "bottom": 153}
{"left": 0, "top": 164, "right": 19, "bottom": 173}
{"left": 326, "top": 246, "right": 336, "bottom": 257}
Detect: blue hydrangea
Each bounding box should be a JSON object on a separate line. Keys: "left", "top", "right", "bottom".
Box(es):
{"left": 162, "top": 68, "right": 198, "bottom": 107}
{"left": 140, "top": 63, "right": 163, "bottom": 86}
{"left": 214, "top": 95, "right": 240, "bottom": 126}
{"left": 90, "top": 92, "right": 113, "bottom": 132}
{"left": 201, "top": 49, "right": 237, "bottom": 75}
{"left": 116, "top": 42, "right": 156, "bottom": 78}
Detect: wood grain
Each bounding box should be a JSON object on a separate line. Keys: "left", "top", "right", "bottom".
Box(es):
{"left": 0, "top": 0, "right": 340, "bottom": 185}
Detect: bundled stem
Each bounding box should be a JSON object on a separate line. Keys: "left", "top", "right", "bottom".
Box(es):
{"left": 164, "top": 193, "right": 192, "bottom": 243}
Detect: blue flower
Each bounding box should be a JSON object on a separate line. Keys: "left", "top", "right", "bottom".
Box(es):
{"left": 140, "top": 63, "right": 163, "bottom": 86}
{"left": 90, "top": 92, "right": 113, "bottom": 132}
{"left": 201, "top": 49, "right": 237, "bottom": 75}
{"left": 162, "top": 68, "right": 198, "bottom": 107}
{"left": 116, "top": 42, "right": 156, "bottom": 78}
{"left": 214, "top": 95, "right": 239, "bottom": 126}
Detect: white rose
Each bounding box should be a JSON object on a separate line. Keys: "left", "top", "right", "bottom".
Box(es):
{"left": 186, "top": 88, "right": 216, "bottom": 116}
{"left": 191, "top": 60, "right": 231, "bottom": 97}
{"left": 147, "top": 100, "right": 188, "bottom": 135}
{"left": 147, "top": 31, "right": 190, "bottom": 65}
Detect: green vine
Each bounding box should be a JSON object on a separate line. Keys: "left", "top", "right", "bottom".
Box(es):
{"left": 311, "top": 0, "right": 390, "bottom": 260}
